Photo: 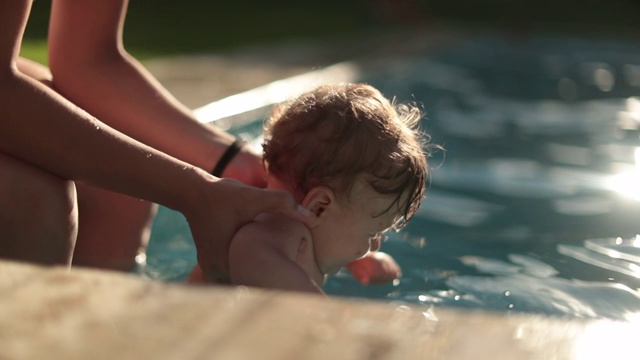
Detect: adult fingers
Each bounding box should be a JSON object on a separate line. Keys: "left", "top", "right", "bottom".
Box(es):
{"left": 256, "top": 188, "right": 314, "bottom": 223}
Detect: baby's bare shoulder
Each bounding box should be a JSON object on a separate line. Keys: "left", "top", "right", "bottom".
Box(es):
{"left": 233, "top": 213, "right": 311, "bottom": 259}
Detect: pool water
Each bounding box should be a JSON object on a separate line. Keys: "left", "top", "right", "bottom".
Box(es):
{"left": 144, "top": 32, "right": 640, "bottom": 321}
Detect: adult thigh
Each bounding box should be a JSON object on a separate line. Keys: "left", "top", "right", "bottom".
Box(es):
{"left": 0, "top": 153, "right": 78, "bottom": 266}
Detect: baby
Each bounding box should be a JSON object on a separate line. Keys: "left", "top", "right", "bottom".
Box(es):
{"left": 191, "top": 83, "right": 429, "bottom": 294}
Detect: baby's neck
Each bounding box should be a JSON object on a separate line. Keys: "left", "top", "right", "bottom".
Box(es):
{"left": 266, "top": 175, "right": 299, "bottom": 198}
{"left": 265, "top": 175, "right": 285, "bottom": 190}
{"left": 266, "top": 174, "right": 325, "bottom": 282}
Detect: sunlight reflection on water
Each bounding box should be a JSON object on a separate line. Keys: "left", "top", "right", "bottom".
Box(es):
{"left": 608, "top": 148, "right": 640, "bottom": 200}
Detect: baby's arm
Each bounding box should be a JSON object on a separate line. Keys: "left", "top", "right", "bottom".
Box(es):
{"left": 345, "top": 251, "right": 402, "bottom": 285}
{"left": 229, "top": 221, "right": 325, "bottom": 295}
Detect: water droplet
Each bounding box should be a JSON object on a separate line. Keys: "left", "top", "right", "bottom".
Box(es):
{"left": 504, "top": 290, "right": 511, "bottom": 297}
{"left": 453, "top": 295, "right": 461, "bottom": 301}
{"left": 508, "top": 304, "right": 514, "bottom": 309}
{"left": 135, "top": 252, "right": 147, "bottom": 265}
{"left": 88, "top": 119, "right": 101, "bottom": 131}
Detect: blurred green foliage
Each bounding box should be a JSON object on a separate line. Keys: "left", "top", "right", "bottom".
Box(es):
{"left": 21, "top": 0, "right": 639, "bottom": 65}
{"left": 21, "top": 0, "right": 370, "bottom": 64}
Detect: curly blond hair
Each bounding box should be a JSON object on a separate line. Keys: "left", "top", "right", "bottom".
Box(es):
{"left": 263, "top": 83, "right": 429, "bottom": 226}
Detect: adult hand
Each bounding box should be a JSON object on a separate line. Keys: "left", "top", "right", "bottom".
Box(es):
{"left": 185, "top": 176, "right": 313, "bottom": 279}
{"left": 345, "top": 251, "right": 402, "bottom": 285}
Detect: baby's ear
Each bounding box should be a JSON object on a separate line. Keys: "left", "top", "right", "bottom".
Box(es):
{"left": 301, "top": 186, "right": 335, "bottom": 225}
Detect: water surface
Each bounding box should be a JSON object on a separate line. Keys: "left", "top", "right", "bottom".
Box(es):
{"left": 145, "top": 33, "right": 640, "bottom": 321}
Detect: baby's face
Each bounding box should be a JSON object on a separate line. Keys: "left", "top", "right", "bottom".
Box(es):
{"left": 310, "top": 182, "right": 400, "bottom": 275}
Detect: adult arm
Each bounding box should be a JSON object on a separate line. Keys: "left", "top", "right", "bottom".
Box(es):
{"left": 47, "top": 0, "right": 263, "bottom": 185}
{"left": 0, "top": 0, "right": 309, "bottom": 276}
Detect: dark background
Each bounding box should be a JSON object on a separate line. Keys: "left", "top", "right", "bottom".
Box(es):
{"left": 22, "top": 0, "right": 640, "bottom": 61}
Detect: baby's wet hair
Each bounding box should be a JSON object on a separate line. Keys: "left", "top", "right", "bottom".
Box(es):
{"left": 263, "top": 83, "right": 430, "bottom": 225}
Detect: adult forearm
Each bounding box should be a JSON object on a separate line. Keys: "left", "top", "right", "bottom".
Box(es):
{"left": 49, "top": 50, "right": 231, "bottom": 173}
{"left": 0, "top": 71, "right": 205, "bottom": 213}
{"left": 47, "top": 0, "right": 238, "bottom": 175}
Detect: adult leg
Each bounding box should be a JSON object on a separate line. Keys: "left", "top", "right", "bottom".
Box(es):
{"left": 0, "top": 153, "right": 78, "bottom": 266}
{"left": 16, "top": 57, "right": 158, "bottom": 272}
{"left": 72, "top": 183, "right": 157, "bottom": 271}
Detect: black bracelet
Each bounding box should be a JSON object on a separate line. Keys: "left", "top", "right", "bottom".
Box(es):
{"left": 211, "top": 138, "right": 246, "bottom": 177}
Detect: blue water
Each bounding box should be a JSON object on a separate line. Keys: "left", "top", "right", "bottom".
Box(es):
{"left": 144, "top": 33, "right": 640, "bottom": 321}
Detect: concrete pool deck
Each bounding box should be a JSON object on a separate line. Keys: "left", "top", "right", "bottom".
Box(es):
{"left": 2, "top": 259, "right": 637, "bottom": 359}
{"left": 3, "top": 26, "right": 639, "bottom": 359}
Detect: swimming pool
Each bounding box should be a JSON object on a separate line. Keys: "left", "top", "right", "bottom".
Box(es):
{"left": 143, "top": 32, "right": 640, "bottom": 321}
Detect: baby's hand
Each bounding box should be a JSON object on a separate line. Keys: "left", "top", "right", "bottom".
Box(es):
{"left": 345, "top": 252, "right": 402, "bottom": 285}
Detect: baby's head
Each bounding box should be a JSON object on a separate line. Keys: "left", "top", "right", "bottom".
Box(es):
{"left": 263, "top": 83, "right": 429, "bottom": 273}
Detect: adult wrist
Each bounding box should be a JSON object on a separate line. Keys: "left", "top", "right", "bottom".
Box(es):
{"left": 211, "top": 138, "right": 246, "bottom": 178}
